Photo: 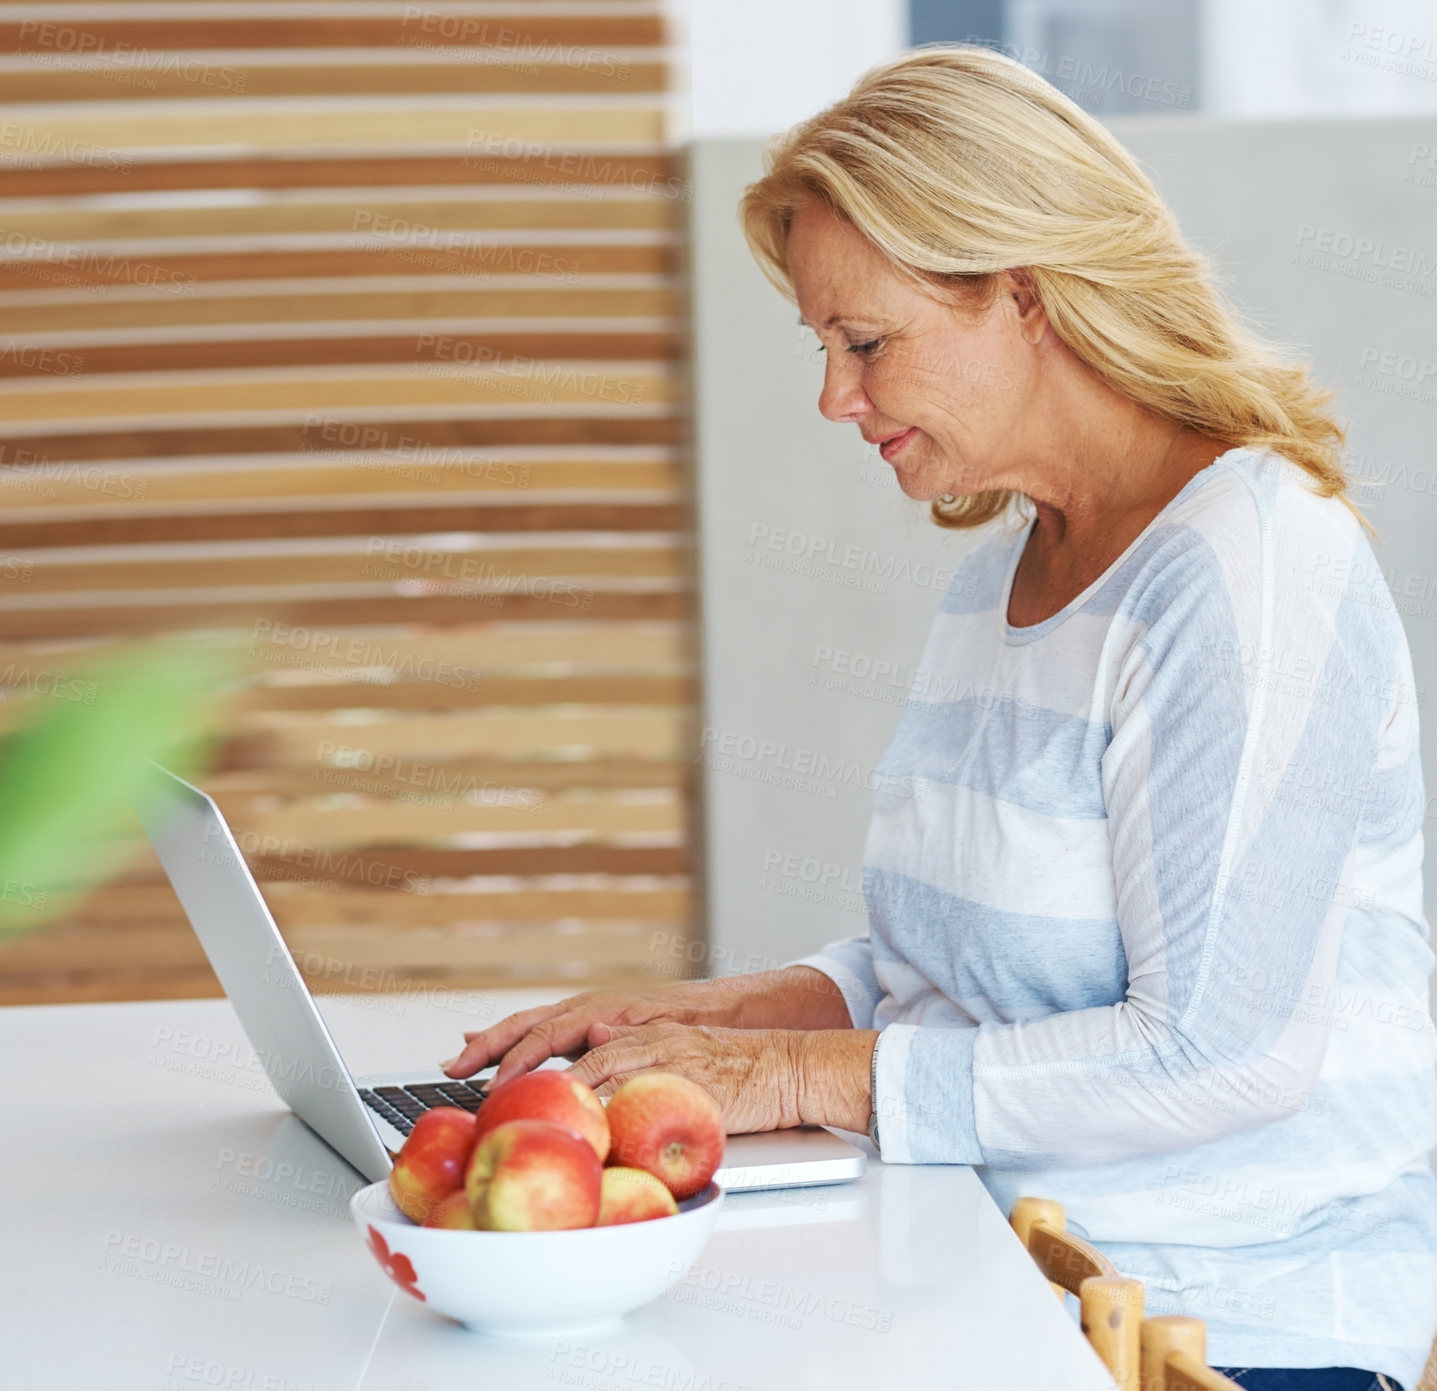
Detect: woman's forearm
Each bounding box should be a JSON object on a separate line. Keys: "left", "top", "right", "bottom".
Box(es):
{"left": 692, "top": 966, "right": 854, "bottom": 1032}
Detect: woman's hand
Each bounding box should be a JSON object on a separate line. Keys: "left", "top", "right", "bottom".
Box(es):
{"left": 440, "top": 982, "right": 723, "bottom": 1088}
{"left": 440, "top": 968, "right": 853, "bottom": 1088}
{"left": 567, "top": 1022, "right": 803, "bottom": 1132}
{"left": 567, "top": 1022, "right": 879, "bottom": 1135}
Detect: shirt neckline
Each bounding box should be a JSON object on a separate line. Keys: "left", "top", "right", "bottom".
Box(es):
{"left": 999, "top": 445, "right": 1247, "bottom": 646}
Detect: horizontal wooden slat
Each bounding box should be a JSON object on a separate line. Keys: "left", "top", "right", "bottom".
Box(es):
{"left": 0, "top": 588, "right": 688, "bottom": 637}
{"left": 0, "top": 151, "right": 686, "bottom": 198}
{"left": 0, "top": 329, "right": 682, "bottom": 377}
{"left": 142, "top": 841, "right": 692, "bottom": 878}
{"left": 234, "top": 673, "right": 693, "bottom": 711}
{"left": 0, "top": 968, "right": 225, "bottom": 1007}
{"left": 0, "top": 196, "right": 680, "bottom": 243}
{"left": 4, "top": 540, "right": 687, "bottom": 595}
{"left": 219, "top": 777, "right": 689, "bottom": 820}
{"left": 0, "top": 241, "right": 676, "bottom": 292}
{"left": 0, "top": 283, "right": 682, "bottom": 334}
{"left": 0, "top": 415, "right": 682, "bottom": 465}
{"left": 7, "top": 1, "right": 656, "bottom": 5}
{"left": 59, "top": 882, "right": 690, "bottom": 930}
{"left": 0, "top": 499, "right": 687, "bottom": 547}
{"left": 99, "top": 840, "right": 692, "bottom": 885}
{"left": 61, "top": 915, "right": 685, "bottom": 958}
{"left": 253, "top": 923, "right": 677, "bottom": 973}
{"left": 0, "top": 362, "right": 675, "bottom": 421}
{"left": 0, "top": 915, "right": 690, "bottom": 998}
{"left": 2, "top": 682, "right": 696, "bottom": 736}
{"left": 0, "top": 456, "right": 680, "bottom": 512}
{"left": 0, "top": 965, "right": 678, "bottom": 1007}
{"left": 0, "top": 102, "right": 664, "bottom": 151}
{"left": 0, "top": 58, "right": 668, "bottom": 103}
{"left": 0, "top": 617, "right": 687, "bottom": 673}
{"left": 0, "top": 623, "right": 692, "bottom": 701}
{"left": 7, "top": 1, "right": 657, "bottom": 6}
{"left": 1, "top": 922, "right": 684, "bottom": 975}
{"left": 216, "top": 791, "right": 683, "bottom": 843}
{"left": 234, "top": 706, "right": 691, "bottom": 760}
{"left": 0, "top": 15, "right": 667, "bottom": 52}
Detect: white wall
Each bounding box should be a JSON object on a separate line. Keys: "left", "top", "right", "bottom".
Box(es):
{"left": 665, "top": 0, "right": 1437, "bottom": 139}
{"left": 662, "top": 0, "right": 909, "bottom": 140}
{"left": 688, "top": 114, "right": 1437, "bottom": 976}
{"left": 1201, "top": 0, "right": 1437, "bottom": 118}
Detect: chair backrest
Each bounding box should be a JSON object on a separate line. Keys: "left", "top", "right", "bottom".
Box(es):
{"left": 1010, "top": 1196, "right": 1144, "bottom": 1391}
{"left": 1141, "top": 1315, "right": 1245, "bottom": 1391}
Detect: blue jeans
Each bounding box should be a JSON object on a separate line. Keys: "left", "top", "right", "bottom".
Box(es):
{"left": 1212, "top": 1369, "right": 1401, "bottom": 1391}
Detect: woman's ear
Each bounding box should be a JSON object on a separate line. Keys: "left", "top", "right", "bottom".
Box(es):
{"left": 1004, "top": 268, "right": 1048, "bottom": 342}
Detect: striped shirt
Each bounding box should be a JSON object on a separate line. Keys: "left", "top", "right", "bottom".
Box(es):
{"left": 795, "top": 445, "right": 1437, "bottom": 1387}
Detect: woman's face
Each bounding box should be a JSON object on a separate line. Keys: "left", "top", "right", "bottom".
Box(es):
{"left": 787, "top": 202, "right": 1048, "bottom": 502}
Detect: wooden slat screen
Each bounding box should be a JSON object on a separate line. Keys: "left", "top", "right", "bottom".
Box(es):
{"left": 0, "top": 0, "right": 699, "bottom": 1005}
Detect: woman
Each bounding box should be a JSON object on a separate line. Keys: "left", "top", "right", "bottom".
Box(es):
{"left": 442, "top": 46, "right": 1437, "bottom": 1390}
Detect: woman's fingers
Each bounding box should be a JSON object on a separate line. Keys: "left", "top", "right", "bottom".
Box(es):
{"left": 442, "top": 988, "right": 693, "bottom": 1083}
{"left": 490, "top": 1009, "right": 609, "bottom": 1086}
{"left": 565, "top": 1028, "right": 658, "bottom": 1091}
{"left": 440, "top": 1002, "right": 569, "bottom": 1077}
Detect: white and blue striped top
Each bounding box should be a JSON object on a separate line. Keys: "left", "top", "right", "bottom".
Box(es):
{"left": 795, "top": 445, "right": 1437, "bottom": 1387}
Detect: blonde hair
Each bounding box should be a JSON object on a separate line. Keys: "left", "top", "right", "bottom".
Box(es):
{"left": 738, "top": 44, "right": 1359, "bottom": 532}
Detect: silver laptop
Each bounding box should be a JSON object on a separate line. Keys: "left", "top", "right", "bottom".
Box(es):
{"left": 137, "top": 766, "right": 867, "bottom": 1192}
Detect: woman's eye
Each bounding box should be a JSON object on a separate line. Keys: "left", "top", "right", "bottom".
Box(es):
{"left": 847, "top": 339, "right": 883, "bottom": 356}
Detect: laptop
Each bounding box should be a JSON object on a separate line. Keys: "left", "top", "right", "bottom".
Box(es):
{"left": 137, "top": 766, "right": 867, "bottom": 1192}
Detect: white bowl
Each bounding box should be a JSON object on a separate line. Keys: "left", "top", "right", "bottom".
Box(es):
{"left": 350, "top": 1179, "right": 723, "bottom": 1336}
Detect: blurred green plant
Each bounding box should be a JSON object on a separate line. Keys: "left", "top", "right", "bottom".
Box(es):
{"left": 0, "top": 639, "right": 239, "bottom": 939}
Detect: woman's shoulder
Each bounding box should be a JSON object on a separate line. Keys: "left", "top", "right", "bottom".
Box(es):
{"left": 1108, "top": 445, "right": 1415, "bottom": 722}
{"left": 1173, "top": 444, "right": 1364, "bottom": 549}
{"left": 1120, "top": 444, "right": 1376, "bottom": 611}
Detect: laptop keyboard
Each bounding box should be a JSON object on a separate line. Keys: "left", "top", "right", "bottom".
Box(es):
{"left": 358, "top": 1080, "right": 491, "bottom": 1137}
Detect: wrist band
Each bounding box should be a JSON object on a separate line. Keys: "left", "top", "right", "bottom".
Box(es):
{"left": 867, "top": 1032, "right": 882, "bottom": 1151}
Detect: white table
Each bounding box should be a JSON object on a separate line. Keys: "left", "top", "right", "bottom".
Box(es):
{"left": 1, "top": 991, "right": 1117, "bottom": 1390}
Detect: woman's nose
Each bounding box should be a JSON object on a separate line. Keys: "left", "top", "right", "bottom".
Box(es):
{"left": 817, "top": 356, "right": 871, "bottom": 422}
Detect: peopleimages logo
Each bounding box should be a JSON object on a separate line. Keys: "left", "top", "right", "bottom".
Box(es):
{"left": 248, "top": 617, "right": 483, "bottom": 691}
{"left": 314, "top": 740, "right": 546, "bottom": 814}
{"left": 198, "top": 821, "right": 433, "bottom": 896}
{"left": 0, "top": 120, "right": 132, "bottom": 171}
{"left": 100, "top": 1231, "right": 332, "bottom": 1305}
{"left": 964, "top": 35, "right": 1192, "bottom": 106}
{"left": 697, "top": 727, "right": 927, "bottom": 803}
{"left": 745, "top": 523, "right": 954, "bottom": 595}
{"left": 0, "top": 229, "right": 196, "bottom": 294}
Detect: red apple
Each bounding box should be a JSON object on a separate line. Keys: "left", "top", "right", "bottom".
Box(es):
{"left": 474, "top": 1069, "right": 610, "bottom": 1163}
{"left": 465, "top": 1119, "right": 602, "bottom": 1231}
{"left": 388, "top": 1106, "right": 479, "bottom": 1223}
{"left": 605, "top": 1073, "right": 725, "bottom": 1200}
{"left": 422, "top": 1189, "right": 477, "bottom": 1229}
{"left": 596, "top": 1166, "right": 679, "bottom": 1226}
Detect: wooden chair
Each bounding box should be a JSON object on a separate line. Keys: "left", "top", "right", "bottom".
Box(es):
{"left": 1418, "top": 1330, "right": 1437, "bottom": 1391}
{"left": 1141, "top": 1316, "right": 1244, "bottom": 1390}
{"left": 1010, "top": 1196, "right": 1145, "bottom": 1390}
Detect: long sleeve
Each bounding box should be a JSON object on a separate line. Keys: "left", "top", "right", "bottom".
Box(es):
{"left": 789, "top": 934, "right": 884, "bottom": 1030}
{"left": 873, "top": 476, "right": 1422, "bottom": 1167}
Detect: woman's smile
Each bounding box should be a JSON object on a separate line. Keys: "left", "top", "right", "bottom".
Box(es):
{"left": 875, "top": 426, "right": 918, "bottom": 462}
